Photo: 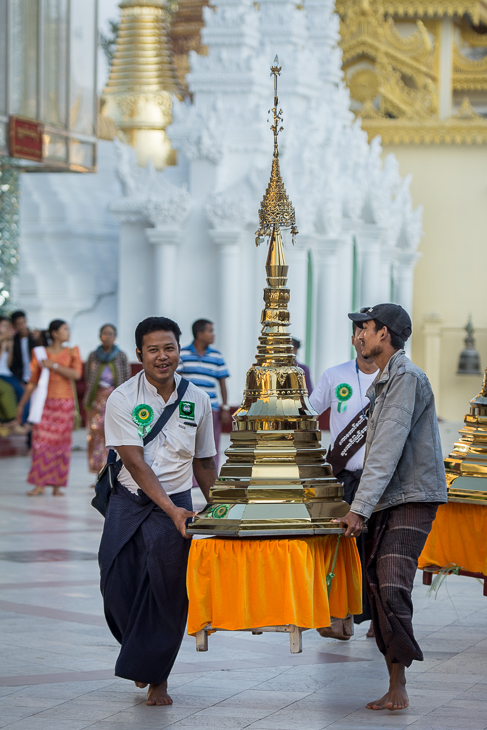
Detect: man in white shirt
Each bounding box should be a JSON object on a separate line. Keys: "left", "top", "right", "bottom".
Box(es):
{"left": 310, "top": 322, "right": 378, "bottom": 638}
{"left": 99, "top": 316, "right": 217, "bottom": 707}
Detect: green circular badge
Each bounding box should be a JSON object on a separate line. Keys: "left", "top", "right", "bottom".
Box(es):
{"left": 335, "top": 383, "right": 353, "bottom": 413}
{"left": 207, "top": 504, "right": 230, "bottom": 519}
{"left": 132, "top": 404, "right": 154, "bottom": 437}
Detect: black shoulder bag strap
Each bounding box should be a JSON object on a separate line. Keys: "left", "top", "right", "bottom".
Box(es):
{"left": 142, "top": 377, "right": 190, "bottom": 447}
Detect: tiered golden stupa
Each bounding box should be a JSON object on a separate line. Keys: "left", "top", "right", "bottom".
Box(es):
{"left": 188, "top": 59, "right": 349, "bottom": 537}
{"left": 170, "top": 0, "right": 210, "bottom": 95}
{"left": 444, "top": 368, "right": 487, "bottom": 505}
{"left": 101, "top": 0, "right": 185, "bottom": 169}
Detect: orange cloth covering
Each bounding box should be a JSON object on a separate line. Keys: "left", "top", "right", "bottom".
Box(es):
{"left": 30, "top": 347, "right": 82, "bottom": 400}
{"left": 187, "top": 535, "right": 362, "bottom": 636}
{"left": 418, "top": 501, "right": 487, "bottom": 575}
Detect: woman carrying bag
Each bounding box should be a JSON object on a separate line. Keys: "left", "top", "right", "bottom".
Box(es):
{"left": 16, "top": 319, "right": 82, "bottom": 496}
{"left": 84, "top": 324, "right": 131, "bottom": 478}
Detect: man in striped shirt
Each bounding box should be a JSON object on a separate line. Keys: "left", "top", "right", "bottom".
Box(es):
{"left": 178, "top": 319, "right": 230, "bottom": 470}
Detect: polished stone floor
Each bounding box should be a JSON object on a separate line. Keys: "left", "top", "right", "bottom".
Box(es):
{"left": 0, "top": 426, "right": 486, "bottom": 730}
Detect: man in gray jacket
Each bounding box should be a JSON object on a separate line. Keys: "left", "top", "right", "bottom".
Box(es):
{"left": 334, "top": 303, "right": 447, "bottom": 713}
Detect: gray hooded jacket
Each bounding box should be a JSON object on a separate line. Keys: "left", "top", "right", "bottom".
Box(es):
{"left": 350, "top": 350, "right": 447, "bottom": 520}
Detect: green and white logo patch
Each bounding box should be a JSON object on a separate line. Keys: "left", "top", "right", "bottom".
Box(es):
{"left": 179, "top": 401, "right": 195, "bottom": 420}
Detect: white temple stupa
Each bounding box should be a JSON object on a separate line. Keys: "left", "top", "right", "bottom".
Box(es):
{"left": 15, "top": 0, "right": 423, "bottom": 406}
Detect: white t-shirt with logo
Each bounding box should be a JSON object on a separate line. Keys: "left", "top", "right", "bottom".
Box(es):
{"left": 105, "top": 371, "right": 216, "bottom": 495}
{"left": 309, "top": 359, "right": 378, "bottom": 472}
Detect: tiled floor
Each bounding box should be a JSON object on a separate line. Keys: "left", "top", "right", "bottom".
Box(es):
{"left": 0, "top": 426, "right": 486, "bottom": 729}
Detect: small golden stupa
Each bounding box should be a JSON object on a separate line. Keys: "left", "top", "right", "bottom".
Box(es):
{"left": 445, "top": 367, "right": 487, "bottom": 505}
{"left": 188, "top": 59, "right": 349, "bottom": 537}
{"left": 101, "top": 0, "right": 185, "bottom": 169}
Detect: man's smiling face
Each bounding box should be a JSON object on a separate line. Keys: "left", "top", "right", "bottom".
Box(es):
{"left": 137, "top": 330, "right": 180, "bottom": 388}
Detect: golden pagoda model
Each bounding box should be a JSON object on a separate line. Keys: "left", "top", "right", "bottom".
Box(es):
{"left": 445, "top": 367, "right": 487, "bottom": 505}
{"left": 188, "top": 59, "right": 349, "bottom": 537}
{"left": 101, "top": 0, "right": 185, "bottom": 169}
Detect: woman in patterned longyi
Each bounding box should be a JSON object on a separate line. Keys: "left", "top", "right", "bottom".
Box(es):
{"left": 16, "top": 320, "right": 82, "bottom": 496}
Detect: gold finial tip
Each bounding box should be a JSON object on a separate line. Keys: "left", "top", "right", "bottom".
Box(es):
{"left": 271, "top": 56, "right": 282, "bottom": 76}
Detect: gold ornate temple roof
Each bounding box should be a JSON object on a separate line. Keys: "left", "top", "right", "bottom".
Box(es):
{"left": 101, "top": 0, "right": 184, "bottom": 168}
{"left": 169, "top": 0, "right": 210, "bottom": 94}
{"left": 338, "top": 0, "right": 487, "bottom": 144}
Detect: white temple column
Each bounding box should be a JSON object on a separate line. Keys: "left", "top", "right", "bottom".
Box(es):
{"left": 394, "top": 250, "right": 422, "bottom": 317}
{"left": 285, "top": 240, "right": 309, "bottom": 350}
{"left": 423, "top": 313, "right": 443, "bottom": 410}
{"left": 210, "top": 229, "right": 242, "bottom": 406}
{"left": 356, "top": 225, "right": 386, "bottom": 308}
{"left": 313, "top": 238, "right": 341, "bottom": 378}
{"left": 146, "top": 228, "right": 183, "bottom": 321}
{"left": 394, "top": 249, "right": 422, "bottom": 356}
{"left": 116, "top": 219, "right": 154, "bottom": 358}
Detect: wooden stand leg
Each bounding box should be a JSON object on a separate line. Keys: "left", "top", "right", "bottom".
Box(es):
{"left": 289, "top": 625, "right": 302, "bottom": 654}
{"left": 423, "top": 571, "right": 433, "bottom": 586}
{"left": 484, "top": 578, "right": 487, "bottom": 598}
{"left": 196, "top": 629, "right": 208, "bottom": 652}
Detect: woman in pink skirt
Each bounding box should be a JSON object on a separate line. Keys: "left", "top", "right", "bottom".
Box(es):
{"left": 17, "top": 320, "right": 82, "bottom": 496}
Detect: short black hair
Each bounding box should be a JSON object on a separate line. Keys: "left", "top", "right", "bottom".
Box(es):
{"left": 0, "top": 316, "right": 9, "bottom": 324}
{"left": 352, "top": 322, "right": 360, "bottom": 335}
{"left": 10, "top": 310, "right": 26, "bottom": 323}
{"left": 373, "top": 319, "right": 405, "bottom": 350}
{"left": 100, "top": 323, "right": 117, "bottom": 337}
{"left": 135, "top": 316, "right": 182, "bottom": 351}
{"left": 292, "top": 337, "right": 301, "bottom": 350}
{"left": 192, "top": 319, "right": 212, "bottom": 340}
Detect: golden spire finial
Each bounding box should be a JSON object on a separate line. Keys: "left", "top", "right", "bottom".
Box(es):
{"left": 255, "top": 58, "right": 298, "bottom": 246}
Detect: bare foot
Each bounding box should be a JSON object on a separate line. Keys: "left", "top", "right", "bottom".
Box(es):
{"left": 367, "top": 693, "right": 390, "bottom": 710}
{"left": 367, "top": 660, "right": 408, "bottom": 711}
{"left": 27, "top": 486, "right": 45, "bottom": 496}
{"left": 366, "top": 621, "right": 375, "bottom": 638}
{"left": 316, "top": 619, "right": 350, "bottom": 641}
{"left": 52, "top": 487, "right": 65, "bottom": 496}
{"left": 146, "top": 681, "right": 172, "bottom": 706}
{"left": 134, "top": 682, "right": 148, "bottom": 689}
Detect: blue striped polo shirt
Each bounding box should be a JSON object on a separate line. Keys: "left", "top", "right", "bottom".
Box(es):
{"left": 178, "top": 343, "right": 230, "bottom": 410}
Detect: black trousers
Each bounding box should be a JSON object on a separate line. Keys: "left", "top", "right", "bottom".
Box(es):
{"left": 336, "top": 468, "right": 371, "bottom": 625}
{"left": 99, "top": 485, "right": 192, "bottom": 684}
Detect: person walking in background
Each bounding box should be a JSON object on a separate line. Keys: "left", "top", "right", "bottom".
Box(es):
{"left": 0, "top": 379, "right": 20, "bottom": 435}
{"left": 10, "top": 310, "right": 38, "bottom": 385}
{"left": 16, "top": 320, "right": 82, "bottom": 496}
{"left": 310, "top": 321, "right": 378, "bottom": 640}
{"left": 0, "top": 317, "right": 25, "bottom": 404}
{"left": 178, "top": 319, "right": 230, "bottom": 470}
{"left": 292, "top": 337, "right": 313, "bottom": 393}
{"left": 84, "top": 324, "right": 131, "bottom": 479}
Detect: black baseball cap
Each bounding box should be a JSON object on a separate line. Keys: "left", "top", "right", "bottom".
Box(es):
{"left": 348, "top": 304, "right": 412, "bottom": 341}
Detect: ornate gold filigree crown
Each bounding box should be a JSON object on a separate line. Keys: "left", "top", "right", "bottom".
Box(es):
{"left": 255, "top": 57, "right": 298, "bottom": 246}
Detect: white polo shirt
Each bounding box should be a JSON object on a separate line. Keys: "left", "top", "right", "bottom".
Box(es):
{"left": 105, "top": 371, "right": 216, "bottom": 495}
{"left": 310, "top": 359, "right": 378, "bottom": 473}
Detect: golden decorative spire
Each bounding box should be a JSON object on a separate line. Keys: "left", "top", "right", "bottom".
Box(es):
{"left": 256, "top": 58, "right": 298, "bottom": 245}
{"left": 188, "top": 61, "right": 348, "bottom": 538}
{"left": 101, "top": 0, "right": 185, "bottom": 169}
